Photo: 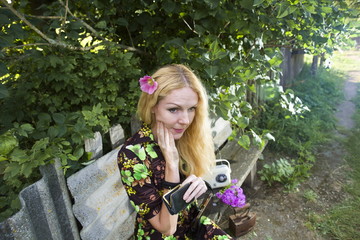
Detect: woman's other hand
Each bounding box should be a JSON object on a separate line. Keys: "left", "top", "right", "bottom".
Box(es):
{"left": 156, "top": 121, "right": 180, "bottom": 169}
{"left": 182, "top": 175, "right": 208, "bottom": 203}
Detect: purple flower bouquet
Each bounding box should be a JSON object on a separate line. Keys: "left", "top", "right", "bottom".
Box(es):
{"left": 215, "top": 179, "right": 246, "bottom": 208}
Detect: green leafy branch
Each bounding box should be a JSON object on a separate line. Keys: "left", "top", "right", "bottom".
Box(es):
{"left": 0, "top": 0, "right": 140, "bottom": 52}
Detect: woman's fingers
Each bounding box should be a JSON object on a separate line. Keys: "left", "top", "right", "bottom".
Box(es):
{"left": 157, "top": 122, "right": 179, "bottom": 167}
{"left": 182, "top": 176, "right": 207, "bottom": 203}
{"left": 158, "top": 121, "right": 165, "bottom": 144}
{"left": 157, "top": 121, "right": 172, "bottom": 148}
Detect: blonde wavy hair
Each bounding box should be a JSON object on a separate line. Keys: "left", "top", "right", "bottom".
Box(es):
{"left": 137, "top": 64, "right": 215, "bottom": 177}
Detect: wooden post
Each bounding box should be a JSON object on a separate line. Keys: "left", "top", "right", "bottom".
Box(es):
{"left": 311, "top": 55, "right": 319, "bottom": 76}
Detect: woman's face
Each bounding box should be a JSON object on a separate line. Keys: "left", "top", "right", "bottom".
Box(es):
{"left": 152, "top": 87, "right": 199, "bottom": 140}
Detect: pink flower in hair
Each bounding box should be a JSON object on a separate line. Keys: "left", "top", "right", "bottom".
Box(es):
{"left": 139, "top": 75, "right": 158, "bottom": 94}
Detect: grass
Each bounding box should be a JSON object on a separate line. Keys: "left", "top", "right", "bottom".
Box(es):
{"left": 331, "top": 50, "right": 360, "bottom": 72}
{"left": 320, "top": 111, "right": 360, "bottom": 240}
{"left": 303, "top": 189, "right": 318, "bottom": 203}
{"left": 309, "top": 51, "right": 360, "bottom": 240}
{"left": 316, "top": 131, "right": 360, "bottom": 239}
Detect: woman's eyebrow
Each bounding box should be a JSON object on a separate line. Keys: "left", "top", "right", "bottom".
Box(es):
{"left": 165, "top": 103, "right": 182, "bottom": 107}
{"left": 165, "top": 103, "right": 197, "bottom": 108}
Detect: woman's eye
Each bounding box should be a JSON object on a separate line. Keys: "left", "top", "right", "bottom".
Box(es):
{"left": 168, "top": 108, "right": 178, "bottom": 113}
{"left": 189, "top": 107, "right": 197, "bottom": 112}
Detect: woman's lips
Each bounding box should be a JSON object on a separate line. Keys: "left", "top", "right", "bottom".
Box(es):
{"left": 173, "top": 128, "right": 184, "bottom": 134}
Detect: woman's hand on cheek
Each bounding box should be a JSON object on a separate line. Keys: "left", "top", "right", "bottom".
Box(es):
{"left": 156, "top": 121, "right": 179, "bottom": 169}
{"left": 182, "top": 175, "right": 208, "bottom": 203}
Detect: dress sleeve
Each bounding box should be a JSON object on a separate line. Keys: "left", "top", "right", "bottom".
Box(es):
{"left": 117, "top": 142, "right": 163, "bottom": 220}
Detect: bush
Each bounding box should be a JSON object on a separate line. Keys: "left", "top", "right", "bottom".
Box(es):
{"left": 256, "top": 63, "right": 344, "bottom": 190}
{"left": 257, "top": 64, "right": 344, "bottom": 155}
{"left": 0, "top": 47, "right": 141, "bottom": 221}
{"left": 258, "top": 149, "right": 315, "bottom": 191}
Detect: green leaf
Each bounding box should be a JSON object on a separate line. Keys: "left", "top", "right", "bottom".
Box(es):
{"left": 21, "top": 124, "right": 34, "bottom": 133}
{"left": 4, "top": 162, "right": 21, "bottom": 179}
{"left": 21, "top": 163, "right": 34, "bottom": 178}
{"left": 98, "top": 62, "right": 107, "bottom": 73}
{"left": 268, "top": 55, "right": 283, "bottom": 66}
{"left": 48, "top": 126, "right": 59, "bottom": 139}
{"left": 68, "top": 154, "right": 77, "bottom": 161}
{"left": 48, "top": 55, "right": 63, "bottom": 67}
{"left": 9, "top": 148, "right": 28, "bottom": 163}
{"left": 0, "top": 84, "right": 9, "bottom": 99}
{"left": 240, "top": 0, "right": 255, "bottom": 9}
{"left": 166, "top": 38, "right": 184, "bottom": 47}
{"left": 204, "top": 0, "right": 220, "bottom": 9}
{"left": 240, "top": 101, "right": 253, "bottom": 112}
{"left": 73, "top": 146, "right": 84, "bottom": 159}
{"left": 57, "top": 125, "right": 67, "bottom": 137}
{"left": 237, "top": 116, "right": 249, "bottom": 129}
{"left": 61, "top": 141, "right": 71, "bottom": 146}
{"left": 53, "top": 113, "right": 65, "bottom": 124}
{"left": 0, "top": 14, "right": 10, "bottom": 24}
{"left": 116, "top": 18, "right": 128, "bottom": 27}
{"left": 0, "top": 134, "right": 18, "bottom": 156}
{"left": 10, "top": 197, "right": 21, "bottom": 210}
{"left": 162, "top": 0, "right": 176, "bottom": 13}
{"left": 95, "top": 21, "right": 107, "bottom": 29}
{"left": 194, "top": 10, "right": 208, "bottom": 20}
{"left": 253, "top": 0, "right": 264, "bottom": 6}
{"left": 277, "top": 5, "right": 297, "bottom": 18}
{"left": 81, "top": 159, "right": 95, "bottom": 166}
{"left": 248, "top": 84, "right": 256, "bottom": 93}
{"left": 31, "top": 138, "right": 49, "bottom": 152}
{"left": 38, "top": 113, "right": 51, "bottom": 122}
{"left": 238, "top": 135, "right": 250, "bottom": 150}
{"left": 321, "top": 7, "right": 332, "bottom": 14}
{"left": 304, "top": 5, "right": 316, "bottom": 14}
{"left": 205, "top": 66, "right": 219, "bottom": 78}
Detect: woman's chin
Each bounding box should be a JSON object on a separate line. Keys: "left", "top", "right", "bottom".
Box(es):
{"left": 172, "top": 132, "right": 185, "bottom": 140}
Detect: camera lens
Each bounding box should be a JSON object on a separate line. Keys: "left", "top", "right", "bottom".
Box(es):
{"left": 216, "top": 174, "right": 227, "bottom": 183}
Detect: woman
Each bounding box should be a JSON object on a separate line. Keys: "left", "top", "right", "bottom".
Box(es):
{"left": 117, "top": 64, "right": 233, "bottom": 239}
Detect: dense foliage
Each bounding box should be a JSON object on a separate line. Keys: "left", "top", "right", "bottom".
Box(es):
{"left": 258, "top": 62, "right": 345, "bottom": 191}
{"left": 0, "top": 0, "right": 359, "bottom": 220}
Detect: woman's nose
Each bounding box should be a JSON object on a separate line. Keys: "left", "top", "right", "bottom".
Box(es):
{"left": 178, "top": 111, "right": 190, "bottom": 125}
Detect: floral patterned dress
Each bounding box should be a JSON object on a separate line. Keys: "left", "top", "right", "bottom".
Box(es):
{"left": 117, "top": 124, "right": 233, "bottom": 240}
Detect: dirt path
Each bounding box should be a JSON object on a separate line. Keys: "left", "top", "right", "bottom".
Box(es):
{"left": 234, "top": 51, "right": 360, "bottom": 240}
{"left": 335, "top": 52, "right": 360, "bottom": 130}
